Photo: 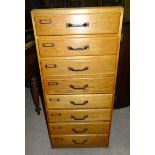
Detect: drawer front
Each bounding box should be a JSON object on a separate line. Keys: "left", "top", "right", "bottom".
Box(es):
{"left": 38, "top": 36, "right": 118, "bottom": 57}
{"left": 34, "top": 13, "right": 121, "bottom": 35}
{"left": 48, "top": 109, "right": 111, "bottom": 122}
{"left": 40, "top": 56, "right": 116, "bottom": 77}
{"left": 51, "top": 134, "right": 109, "bottom": 147}
{"left": 49, "top": 122, "right": 110, "bottom": 135}
{"left": 46, "top": 94, "right": 113, "bottom": 109}
{"left": 43, "top": 77, "right": 115, "bottom": 94}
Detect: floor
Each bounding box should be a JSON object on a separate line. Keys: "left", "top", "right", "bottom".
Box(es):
{"left": 25, "top": 88, "right": 130, "bottom": 155}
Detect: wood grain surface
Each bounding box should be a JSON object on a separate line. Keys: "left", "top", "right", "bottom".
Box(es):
{"left": 43, "top": 77, "right": 115, "bottom": 94}
{"left": 46, "top": 94, "right": 113, "bottom": 109}
{"left": 48, "top": 109, "right": 111, "bottom": 122}
{"left": 38, "top": 35, "right": 118, "bottom": 57}
{"left": 49, "top": 122, "right": 110, "bottom": 135}
{"left": 34, "top": 13, "right": 121, "bottom": 35}
{"left": 40, "top": 56, "right": 117, "bottom": 77}
{"left": 31, "top": 6, "right": 124, "bottom": 148}
{"left": 51, "top": 134, "right": 109, "bottom": 147}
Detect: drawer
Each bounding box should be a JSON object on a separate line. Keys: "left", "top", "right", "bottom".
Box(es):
{"left": 40, "top": 56, "right": 116, "bottom": 77}
{"left": 49, "top": 122, "right": 110, "bottom": 135}
{"left": 46, "top": 94, "right": 113, "bottom": 109}
{"left": 43, "top": 77, "right": 115, "bottom": 94}
{"left": 48, "top": 109, "right": 111, "bottom": 122}
{"left": 33, "top": 13, "right": 121, "bottom": 35}
{"left": 38, "top": 36, "right": 118, "bottom": 57}
{"left": 51, "top": 134, "right": 109, "bottom": 147}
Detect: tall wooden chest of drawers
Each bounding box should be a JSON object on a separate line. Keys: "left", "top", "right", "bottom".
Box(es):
{"left": 31, "top": 7, "right": 124, "bottom": 148}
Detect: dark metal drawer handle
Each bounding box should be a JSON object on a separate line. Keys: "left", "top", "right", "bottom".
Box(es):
{"left": 71, "top": 115, "right": 88, "bottom": 120}
{"left": 70, "top": 100, "right": 88, "bottom": 105}
{"left": 45, "top": 64, "right": 57, "bottom": 68}
{"left": 67, "top": 45, "right": 89, "bottom": 51}
{"left": 68, "top": 67, "right": 88, "bottom": 72}
{"left": 72, "top": 128, "right": 88, "bottom": 133}
{"left": 66, "top": 22, "right": 89, "bottom": 28}
{"left": 70, "top": 84, "right": 88, "bottom": 90}
{"left": 48, "top": 82, "right": 58, "bottom": 85}
{"left": 72, "top": 139, "right": 87, "bottom": 144}
{"left": 39, "top": 19, "right": 51, "bottom": 24}
{"left": 42, "top": 43, "right": 54, "bottom": 47}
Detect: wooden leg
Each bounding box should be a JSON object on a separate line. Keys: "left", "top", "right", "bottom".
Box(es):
{"left": 105, "top": 144, "right": 109, "bottom": 148}
{"left": 30, "top": 76, "right": 41, "bottom": 115}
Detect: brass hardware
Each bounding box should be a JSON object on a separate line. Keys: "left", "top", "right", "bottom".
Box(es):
{"left": 51, "top": 113, "right": 61, "bottom": 116}
{"left": 52, "top": 126, "right": 62, "bottom": 130}
{"left": 48, "top": 82, "right": 58, "bottom": 85}
{"left": 42, "top": 43, "right": 54, "bottom": 47}
{"left": 49, "top": 98, "right": 60, "bottom": 102}
{"left": 39, "top": 19, "right": 51, "bottom": 24}
{"left": 45, "top": 64, "right": 57, "bottom": 68}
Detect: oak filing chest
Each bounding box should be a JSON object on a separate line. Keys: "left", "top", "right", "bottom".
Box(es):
{"left": 31, "top": 6, "right": 124, "bottom": 148}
